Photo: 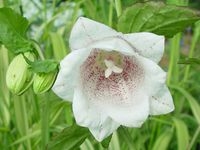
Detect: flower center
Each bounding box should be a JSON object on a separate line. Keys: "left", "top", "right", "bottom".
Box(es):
{"left": 94, "top": 50, "right": 123, "bottom": 78}
{"left": 80, "top": 49, "right": 144, "bottom": 105}
{"left": 104, "top": 59, "right": 123, "bottom": 78}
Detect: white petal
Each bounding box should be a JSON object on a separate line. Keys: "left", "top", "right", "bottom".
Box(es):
{"left": 134, "top": 55, "right": 174, "bottom": 115}
{"left": 89, "top": 118, "right": 119, "bottom": 142}
{"left": 112, "top": 66, "right": 123, "bottom": 74}
{"left": 89, "top": 36, "right": 136, "bottom": 56}
{"left": 101, "top": 56, "right": 167, "bottom": 127}
{"left": 105, "top": 91, "right": 149, "bottom": 127}
{"left": 149, "top": 86, "right": 174, "bottom": 115}
{"left": 79, "top": 52, "right": 150, "bottom": 127}
{"left": 124, "top": 32, "right": 164, "bottom": 63}
{"left": 69, "top": 17, "right": 141, "bottom": 56}
{"left": 136, "top": 55, "right": 167, "bottom": 96}
{"left": 73, "top": 86, "right": 119, "bottom": 141}
{"left": 105, "top": 68, "right": 112, "bottom": 78}
{"left": 69, "top": 17, "right": 119, "bottom": 50}
{"left": 52, "top": 48, "right": 91, "bottom": 101}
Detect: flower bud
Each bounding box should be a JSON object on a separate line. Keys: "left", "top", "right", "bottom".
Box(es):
{"left": 33, "top": 71, "right": 57, "bottom": 94}
{"left": 6, "top": 52, "right": 34, "bottom": 95}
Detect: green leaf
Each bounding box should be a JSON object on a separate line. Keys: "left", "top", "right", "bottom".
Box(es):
{"left": 108, "top": 132, "right": 120, "bottom": 150}
{"left": 50, "top": 32, "right": 68, "bottom": 61}
{"left": 101, "top": 134, "right": 112, "bottom": 148}
{"left": 0, "top": 7, "right": 32, "bottom": 54}
{"left": 24, "top": 57, "right": 58, "bottom": 73}
{"left": 118, "top": 2, "right": 200, "bottom": 37}
{"left": 30, "top": 60, "right": 58, "bottom": 73}
{"left": 152, "top": 129, "right": 173, "bottom": 150}
{"left": 170, "top": 85, "right": 200, "bottom": 124}
{"left": 80, "top": 139, "right": 95, "bottom": 150}
{"left": 173, "top": 118, "right": 189, "bottom": 150}
{"left": 178, "top": 58, "right": 200, "bottom": 65}
{"left": 47, "top": 125, "right": 89, "bottom": 150}
{"left": 117, "top": 127, "right": 135, "bottom": 149}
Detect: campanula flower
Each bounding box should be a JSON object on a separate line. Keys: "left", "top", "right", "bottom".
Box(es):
{"left": 52, "top": 17, "right": 174, "bottom": 141}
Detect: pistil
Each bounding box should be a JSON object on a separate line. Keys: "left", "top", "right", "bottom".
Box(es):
{"left": 104, "top": 59, "right": 123, "bottom": 78}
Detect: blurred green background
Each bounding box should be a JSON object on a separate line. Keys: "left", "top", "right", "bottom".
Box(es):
{"left": 0, "top": 0, "right": 200, "bottom": 150}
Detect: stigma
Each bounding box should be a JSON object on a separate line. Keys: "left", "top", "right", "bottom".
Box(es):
{"left": 104, "top": 59, "right": 123, "bottom": 78}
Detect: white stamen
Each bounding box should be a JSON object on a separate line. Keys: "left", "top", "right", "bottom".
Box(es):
{"left": 104, "top": 59, "right": 123, "bottom": 78}
{"left": 105, "top": 68, "right": 112, "bottom": 78}
{"left": 104, "top": 59, "right": 114, "bottom": 68}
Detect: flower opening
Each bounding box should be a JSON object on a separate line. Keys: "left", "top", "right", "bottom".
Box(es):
{"left": 80, "top": 49, "right": 144, "bottom": 105}
{"left": 52, "top": 17, "right": 174, "bottom": 142}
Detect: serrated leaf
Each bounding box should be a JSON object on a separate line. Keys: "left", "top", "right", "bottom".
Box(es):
{"left": 118, "top": 2, "right": 200, "bottom": 37}
{"left": 0, "top": 7, "right": 32, "bottom": 54}
{"left": 178, "top": 58, "right": 200, "bottom": 65}
{"left": 47, "top": 125, "right": 89, "bottom": 150}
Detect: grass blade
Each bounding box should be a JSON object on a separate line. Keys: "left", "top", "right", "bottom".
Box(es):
{"left": 170, "top": 85, "right": 200, "bottom": 124}
{"left": 173, "top": 118, "right": 189, "bottom": 150}
{"left": 152, "top": 128, "right": 173, "bottom": 150}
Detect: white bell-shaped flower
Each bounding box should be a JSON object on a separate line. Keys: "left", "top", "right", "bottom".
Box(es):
{"left": 52, "top": 17, "right": 174, "bottom": 142}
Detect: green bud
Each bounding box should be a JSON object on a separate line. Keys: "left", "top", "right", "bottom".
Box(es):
{"left": 6, "top": 52, "right": 35, "bottom": 95}
{"left": 33, "top": 71, "right": 57, "bottom": 94}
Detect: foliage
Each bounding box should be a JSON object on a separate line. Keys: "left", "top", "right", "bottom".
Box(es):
{"left": 47, "top": 125, "right": 89, "bottom": 150}
{"left": 0, "top": 7, "right": 32, "bottom": 54}
{"left": 118, "top": 2, "right": 200, "bottom": 37}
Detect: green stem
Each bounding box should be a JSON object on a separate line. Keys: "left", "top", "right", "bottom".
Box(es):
{"left": 99, "top": 0, "right": 107, "bottom": 24}
{"left": 167, "top": 33, "right": 181, "bottom": 85}
{"left": 41, "top": 93, "right": 50, "bottom": 149}
{"left": 31, "top": 40, "right": 45, "bottom": 60}
{"left": 83, "top": 0, "right": 96, "bottom": 19}
{"left": 115, "top": 0, "right": 122, "bottom": 17}
{"left": 147, "top": 121, "right": 155, "bottom": 150}
{"left": 0, "top": 46, "right": 10, "bottom": 124}
{"left": 188, "top": 126, "right": 200, "bottom": 150}
{"left": 14, "top": 95, "right": 31, "bottom": 150}
{"left": 183, "top": 23, "right": 200, "bottom": 82}
{"left": 52, "top": 0, "right": 57, "bottom": 11}
{"left": 118, "top": 127, "right": 136, "bottom": 150}
{"left": 149, "top": 117, "right": 173, "bottom": 126}
{"left": 43, "top": 0, "right": 47, "bottom": 21}
{"left": 108, "top": 0, "right": 114, "bottom": 27}
{"left": 0, "top": 0, "right": 4, "bottom": 7}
